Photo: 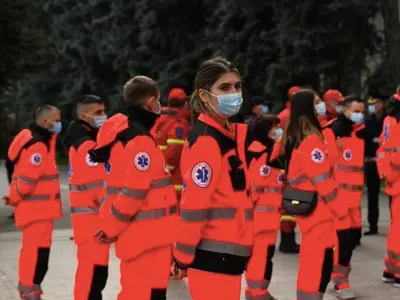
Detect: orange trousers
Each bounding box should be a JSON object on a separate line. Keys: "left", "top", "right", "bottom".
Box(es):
{"left": 296, "top": 220, "right": 335, "bottom": 300}
{"left": 18, "top": 221, "right": 53, "bottom": 300}
{"left": 118, "top": 245, "right": 171, "bottom": 300}
{"left": 332, "top": 207, "right": 362, "bottom": 289}
{"left": 188, "top": 268, "right": 242, "bottom": 300}
{"left": 74, "top": 239, "right": 109, "bottom": 300}
{"left": 384, "top": 196, "right": 400, "bottom": 280}
{"left": 245, "top": 232, "right": 277, "bottom": 299}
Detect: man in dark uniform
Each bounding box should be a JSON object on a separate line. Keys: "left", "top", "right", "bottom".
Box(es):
{"left": 364, "top": 95, "right": 386, "bottom": 235}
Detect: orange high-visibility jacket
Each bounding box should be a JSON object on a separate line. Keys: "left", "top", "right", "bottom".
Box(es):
{"left": 63, "top": 120, "right": 107, "bottom": 244}
{"left": 8, "top": 125, "right": 62, "bottom": 228}
{"left": 96, "top": 107, "right": 178, "bottom": 261}
{"left": 323, "top": 118, "right": 365, "bottom": 208}
{"left": 173, "top": 113, "right": 253, "bottom": 275}
{"left": 377, "top": 115, "right": 400, "bottom": 195}
{"left": 151, "top": 107, "right": 191, "bottom": 193}
{"left": 278, "top": 134, "right": 345, "bottom": 232}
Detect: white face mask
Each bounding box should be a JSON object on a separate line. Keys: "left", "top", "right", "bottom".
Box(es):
{"left": 206, "top": 91, "right": 243, "bottom": 118}
{"left": 368, "top": 105, "right": 376, "bottom": 115}
{"left": 350, "top": 112, "right": 364, "bottom": 124}
{"left": 336, "top": 105, "right": 343, "bottom": 114}
{"left": 271, "top": 128, "right": 283, "bottom": 141}
{"left": 315, "top": 102, "right": 326, "bottom": 116}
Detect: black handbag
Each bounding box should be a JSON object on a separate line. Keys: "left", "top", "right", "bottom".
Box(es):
{"left": 280, "top": 142, "right": 318, "bottom": 216}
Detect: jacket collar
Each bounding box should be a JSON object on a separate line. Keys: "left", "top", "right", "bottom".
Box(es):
{"left": 124, "top": 105, "right": 159, "bottom": 131}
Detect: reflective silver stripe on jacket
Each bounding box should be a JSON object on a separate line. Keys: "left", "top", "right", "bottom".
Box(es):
{"left": 321, "top": 189, "right": 337, "bottom": 201}
{"left": 69, "top": 180, "right": 105, "bottom": 191}
{"left": 252, "top": 185, "right": 282, "bottom": 193}
{"left": 197, "top": 239, "right": 252, "bottom": 257}
{"left": 254, "top": 205, "right": 275, "bottom": 213}
{"left": 175, "top": 242, "right": 197, "bottom": 255}
{"left": 111, "top": 204, "right": 177, "bottom": 222}
{"left": 71, "top": 206, "right": 99, "bottom": 214}
{"left": 121, "top": 177, "right": 172, "bottom": 199}
{"left": 296, "top": 290, "right": 323, "bottom": 300}
{"left": 384, "top": 147, "right": 400, "bottom": 153}
{"left": 107, "top": 186, "right": 120, "bottom": 195}
{"left": 334, "top": 165, "right": 363, "bottom": 172}
{"left": 23, "top": 193, "right": 60, "bottom": 201}
{"left": 19, "top": 174, "right": 59, "bottom": 184}
{"left": 310, "top": 172, "right": 331, "bottom": 184}
{"left": 288, "top": 175, "right": 308, "bottom": 185}
{"left": 339, "top": 183, "right": 363, "bottom": 191}
{"left": 180, "top": 208, "right": 253, "bottom": 222}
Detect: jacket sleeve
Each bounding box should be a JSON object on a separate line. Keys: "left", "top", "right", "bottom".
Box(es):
{"left": 9, "top": 142, "right": 48, "bottom": 203}
{"left": 376, "top": 117, "right": 394, "bottom": 178}
{"left": 323, "top": 127, "right": 340, "bottom": 165}
{"left": 299, "top": 135, "right": 347, "bottom": 218}
{"left": 101, "top": 135, "right": 157, "bottom": 237}
{"left": 173, "top": 136, "right": 222, "bottom": 266}
{"left": 164, "top": 123, "right": 188, "bottom": 172}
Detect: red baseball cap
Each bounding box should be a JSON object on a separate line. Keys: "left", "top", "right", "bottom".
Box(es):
{"left": 394, "top": 93, "right": 400, "bottom": 101}
{"left": 288, "top": 86, "right": 301, "bottom": 97}
{"left": 168, "top": 88, "right": 188, "bottom": 102}
{"left": 323, "top": 89, "right": 344, "bottom": 102}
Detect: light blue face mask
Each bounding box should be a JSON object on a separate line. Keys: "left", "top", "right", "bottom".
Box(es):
{"left": 206, "top": 91, "right": 243, "bottom": 118}
{"left": 315, "top": 102, "right": 326, "bottom": 116}
{"left": 260, "top": 105, "right": 269, "bottom": 115}
{"left": 350, "top": 112, "right": 364, "bottom": 124}
{"left": 272, "top": 128, "right": 283, "bottom": 141}
{"left": 94, "top": 115, "right": 107, "bottom": 128}
{"left": 368, "top": 105, "right": 376, "bottom": 115}
{"left": 49, "top": 122, "right": 62, "bottom": 134}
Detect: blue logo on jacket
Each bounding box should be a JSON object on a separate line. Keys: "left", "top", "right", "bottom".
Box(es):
{"left": 105, "top": 161, "right": 112, "bottom": 174}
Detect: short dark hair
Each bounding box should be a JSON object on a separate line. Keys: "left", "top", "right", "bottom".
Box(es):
{"left": 124, "top": 76, "right": 160, "bottom": 104}
{"left": 35, "top": 105, "right": 59, "bottom": 122}
{"left": 343, "top": 95, "right": 364, "bottom": 107}
{"left": 77, "top": 94, "right": 103, "bottom": 105}
{"left": 252, "top": 115, "right": 280, "bottom": 141}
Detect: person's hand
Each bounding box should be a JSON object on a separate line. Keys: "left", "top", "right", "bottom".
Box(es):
{"left": 170, "top": 262, "right": 187, "bottom": 280}
{"left": 94, "top": 229, "right": 117, "bottom": 244}
{"left": 336, "top": 138, "right": 343, "bottom": 152}
{"left": 3, "top": 196, "right": 10, "bottom": 206}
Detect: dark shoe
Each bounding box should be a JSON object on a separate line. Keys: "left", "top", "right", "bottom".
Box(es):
{"left": 279, "top": 232, "right": 300, "bottom": 254}
{"left": 363, "top": 228, "right": 378, "bottom": 236}
{"left": 382, "top": 271, "right": 395, "bottom": 283}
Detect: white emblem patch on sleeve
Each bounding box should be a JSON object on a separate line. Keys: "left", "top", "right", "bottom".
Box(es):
{"left": 192, "top": 162, "right": 212, "bottom": 188}
{"left": 311, "top": 148, "right": 325, "bottom": 163}
{"left": 31, "top": 153, "right": 42, "bottom": 166}
{"left": 259, "top": 164, "right": 270, "bottom": 177}
{"left": 343, "top": 149, "right": 352, "bottom": 161}
{"left": 134, "top": 152, "right": 151, "bottom": 171}
{"left": 86, "top": 153, "right": 98, "bottom": 167}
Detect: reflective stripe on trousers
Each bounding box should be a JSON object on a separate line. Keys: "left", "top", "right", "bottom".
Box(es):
{"left": 175, "top": 239, "right": 252, "bottom": 257}
{"left": 338, "top": 184, "right": 363, "bottom": 191}
{"left": 69, "top": 180, "right": 105, "bottom": 191}
{"left": 246, "top": 279, "right": 270, "bottom": 290}
{"left": 22, "top": 193, "right": 61, "bottom": 201}
{"left": 18, "top": 174, "right": 59, "bottom": 185}
{"left": 297, "top": 290, "right": 323, "bottom": 300}
{"left": 180, "top": 207, "right": 253, "bottom": 222}
{"left": 332, "top": 265, "right": 350, "bottom": 285}
{"left": 245, "top": 290, "right": 274, "bottom": 300}
{"left": 111, "top": 204, "right": 177, "bottom": 222}
{"left": 18, "top": 282, "right": 42, "bottom": 299}
{"left": 121, "top": 177, "right": 173, "bottom": 199}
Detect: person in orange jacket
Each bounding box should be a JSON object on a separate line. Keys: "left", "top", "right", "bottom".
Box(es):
{"left": 323, "top": 95, "right": 366, "bottom": 299}
{"left": 277, "top": 86, "right": 302, "bottom": 129}
{"left": 93, "top": 75, "right": 178, "bottom": 300}
{"left": 275, "top": 90, "right": 348, "bottom": 299}
{"left": 151, "top": 88, "right": 191, "bottom": 200}
{"left": 376, "top": 88, "right": 400, "bottom": 288}
{"left": 63, "top": 95, "right": 109, "bottom": 300}
{"left": 245, "top": 115, "right": 283, "bottom": 300}
{"left": 3, "top": 105, "right": 63, "bottom": 300}
{"left": 323, "top": 89, "right": 345, "bottom": 120}
{"left": 171, "top": 57, "right": 252, "bottom": 300}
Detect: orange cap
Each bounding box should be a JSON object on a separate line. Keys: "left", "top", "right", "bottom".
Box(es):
{"left": 168, "top": 88, "right": 187, "bottom": 102}
{"left": 288, "top": 86, "right": 301, "bottom": 97}
{"left": 323, "top": 89, "right": 344, "bottom": 102}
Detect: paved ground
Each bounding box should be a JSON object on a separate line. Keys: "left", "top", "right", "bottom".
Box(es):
{"left": 0, "top": 167, "right": 398, "bottom": 299}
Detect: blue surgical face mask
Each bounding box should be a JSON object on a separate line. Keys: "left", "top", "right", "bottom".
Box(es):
{"left": 206, "top": 91, "right": 243, "bottom": 118}
{"left": 350, "top": 112, "right": 364, "bottom": 124}
{"left": 368, "top": 105, "right": 376, "bottom": 115}
{"left": 260, "top": 105, "right": 269, "bottom": 115}
{"left": 272, "top": 128, "right": 283, "bottom": 141}
{"left": 94, "top": 115, "right": 107, "bottom": 128}
{"left": 315, "top": 102, "right": 326, "bottom": 116}
{"left": 49, "top": 121, "right": 62, "bottom": 134}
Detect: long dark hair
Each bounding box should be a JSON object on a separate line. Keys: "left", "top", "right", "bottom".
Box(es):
{"left": 252, "top": 114, "right": 280, "bottom": 145}
{"left": 281, "top": 89, "right": 323, "bottom": 153}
